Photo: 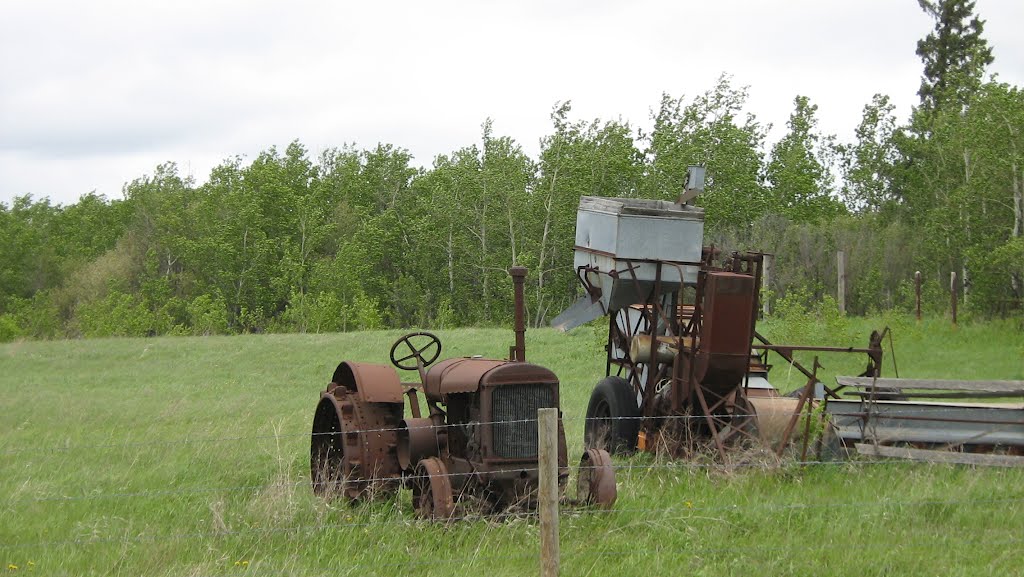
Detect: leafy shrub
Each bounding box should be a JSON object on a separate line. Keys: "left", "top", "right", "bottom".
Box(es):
{"left": 74, "top": 292, "right": 142, "bottom": 337}
{"left": 187, "top": 293, "right": 230, "bottom": 335}
{"left": 0, "top": 315, "right": 21, "bottom": 342}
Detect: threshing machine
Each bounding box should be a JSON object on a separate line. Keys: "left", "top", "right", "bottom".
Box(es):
{"left": 553, "top": 169, "right": 888, "bottom": 458}
{"left": 311, "top": 267, "right": 616, "bottom": 520}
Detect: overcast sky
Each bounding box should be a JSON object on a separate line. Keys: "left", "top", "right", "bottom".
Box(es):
{"left": 2, "top": 0, "right": 1022, "bottom": 206}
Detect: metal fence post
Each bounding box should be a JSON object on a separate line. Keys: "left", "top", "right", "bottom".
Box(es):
{"left": 538, "top": 407, "right": 559, "bottom": 577}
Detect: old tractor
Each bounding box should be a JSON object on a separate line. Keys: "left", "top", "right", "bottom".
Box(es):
{"left": 552, "top": 169, "right": 888, "bottom": 459}
{"left": 311, "top": 267, "right": 617, "bottom": 520}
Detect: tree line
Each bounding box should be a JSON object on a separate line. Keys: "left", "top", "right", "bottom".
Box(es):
{"left": 1, "top": 0, "right": 1020, "bottom": 340}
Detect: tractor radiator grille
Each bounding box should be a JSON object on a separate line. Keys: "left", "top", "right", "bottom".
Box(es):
{"left": 492, "top": 384, "right": 556, "bottom": 459}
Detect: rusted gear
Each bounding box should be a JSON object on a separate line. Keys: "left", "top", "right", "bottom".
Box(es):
{"left": 577, "top": 448, "right": 617, "bottom": 508}
{"left": 412, "top": 457, "right": 455, "bottom": 521}
{"left": 311, "top": 385, "right": 402, "bottom": 501}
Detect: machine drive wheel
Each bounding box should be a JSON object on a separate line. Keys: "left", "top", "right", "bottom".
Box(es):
{"left": 412, "top": 457, "right": 455, "bottom": 521}
{"left": 584, "top": 376, "right": 641, "bottom": 455}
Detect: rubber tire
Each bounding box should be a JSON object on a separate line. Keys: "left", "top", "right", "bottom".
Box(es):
{"left": 584, "top": 376, "right": 641, "bottom": 455}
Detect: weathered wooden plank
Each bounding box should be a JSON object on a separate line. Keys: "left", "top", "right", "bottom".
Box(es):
{"left": 846, "top": 390, "right": 1024, "bottom": 399}
{"left": 837, "top": 376, "right": 1024, "bottom": 394}
{"left": 855, "top": 443, "right": 1024, "bottom": 468}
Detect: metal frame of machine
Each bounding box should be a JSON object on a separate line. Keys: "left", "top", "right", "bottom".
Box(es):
{"left": 555, "top": 169, "right": 1022, "bottom": 461}
{"left": 552, "top": 175, "right": 888, "bottom": 459}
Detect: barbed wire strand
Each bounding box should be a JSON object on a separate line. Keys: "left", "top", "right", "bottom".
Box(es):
{"left": 2, "top": 494, "right": 1021, "bottom": 551}
{"left": 5, "top": 405, "right": 1020, "bottom": 456}
{"left": 93, "top": 535, "right": 1024, "bottom": 577}
{"left": 13, "top": 456, "right": 1022, "bottom": 503}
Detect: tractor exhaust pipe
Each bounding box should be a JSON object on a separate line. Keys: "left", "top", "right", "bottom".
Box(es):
{"left": 510, "top": 266, "right": 528, "bottom": 362}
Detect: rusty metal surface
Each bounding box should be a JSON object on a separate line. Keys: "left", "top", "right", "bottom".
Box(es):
{"left": 310, "top": 385, "right": 403, "bottom": 501}
{"left": 412, "top": 457, "right": 455, "bottom": 520}
{"left": 331, "top": 361, "right": 405, "bottom": 403}
{"left": 577, "top": 448, "right": 617, "bottom": 508}
{"left": 480, "top": 362, "right": 558, "bottom": 387}
{"left": 423, "top": 358, "right": 560, "bottom": 400}
{"left": 423, "top": 357, "right": 507, "bottom": 399}
{"left": 510, "top": 265, "right": 528, "bottom": 361}
{"left": 397, "top": 417, "right": 443, "bottom": 471}
{"left": 694, "top": 271, "right": 756, "bottom": 398}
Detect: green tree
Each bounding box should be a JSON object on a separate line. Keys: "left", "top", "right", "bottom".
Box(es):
{"left": 841, "top": 94, "right": 900, "bottom": 214}
{"left": 646, "top": 75, "right": 767, "bottom": 232}
{"left": 765, "top": 96, "right": 844, "bottom": 223}
{"left": 916, "top": 0, "right": 994, "bottom": 118}
{"left": 533, "top": 102, "right": 644, "bottom": 325}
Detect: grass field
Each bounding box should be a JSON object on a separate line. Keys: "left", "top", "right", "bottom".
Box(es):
{"left": 1, "top": 316, "right": 1022, "bottom": 576}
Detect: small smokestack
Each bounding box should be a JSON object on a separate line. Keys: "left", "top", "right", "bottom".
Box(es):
{"left": 510, "top": 266, "right": 527, "bottom": 362}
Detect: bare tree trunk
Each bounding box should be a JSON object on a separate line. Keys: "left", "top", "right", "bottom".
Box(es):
{"left": 999, "top": 113, "right": 1023, "bottom": 300}
{"left": 447, "top": 227, "right": 455, "bottom": 296}
{"left": 235, "top": 226, "right": 249, "bottom": 325}
{"left": 1012, "top": 161, "right": 1023, "bottom": 297}
{"left": 962, "top": 149, "right": 972, "bottom": 304}
{"left": 507, "top": 196, "right": 517, "bottom": 265}
{"left": 535, "top": 165, "right": 558, "bottom": 328}
{"left": 482, "top": 219, "right": 488, "bottom": 321}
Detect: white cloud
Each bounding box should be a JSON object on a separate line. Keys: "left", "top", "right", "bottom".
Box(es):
{"left": 1, "top": 0, "right": 1021, "bottom": 205}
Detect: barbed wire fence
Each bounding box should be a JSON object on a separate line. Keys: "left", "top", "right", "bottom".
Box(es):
{"left": 3, "top": 404, "right": 1013, "bottom": 456}
{"left": 2, "top": 410, "right": 1023, "bottom": 575}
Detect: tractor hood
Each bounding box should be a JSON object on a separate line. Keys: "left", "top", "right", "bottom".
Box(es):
{"left": 424, "top": 358, "right": 559, "bottom": 401}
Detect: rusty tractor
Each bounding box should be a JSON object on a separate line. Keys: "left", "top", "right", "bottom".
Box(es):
{"left": 311, "top": 267, "right": 617, "bottom": 520}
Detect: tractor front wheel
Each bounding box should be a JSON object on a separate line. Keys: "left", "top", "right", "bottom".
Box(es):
{"left": 412, "top": 457, "right": 455, "bottom": 521}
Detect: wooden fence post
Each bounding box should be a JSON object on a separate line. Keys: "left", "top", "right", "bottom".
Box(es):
{"left": 762, "top": 254, "right": 773, "bottom": 317}
{"left": 538, "top": 407, "right": 559, "bottom": 577}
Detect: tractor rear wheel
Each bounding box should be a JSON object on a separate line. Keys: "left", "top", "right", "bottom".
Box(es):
{"left": 584, "top": 376, "right": 640, "bottom": 455}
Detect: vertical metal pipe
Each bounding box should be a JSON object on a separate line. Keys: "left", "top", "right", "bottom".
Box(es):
{"left": 510, "top": 266, "right": 528, "bottom": 362}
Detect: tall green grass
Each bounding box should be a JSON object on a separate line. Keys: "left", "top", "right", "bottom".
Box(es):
{"left": 1, "top": 317, "right": 1022, "bottom": 576}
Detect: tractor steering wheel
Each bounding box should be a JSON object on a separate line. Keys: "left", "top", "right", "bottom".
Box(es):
{"left": 390, "top": 332, "right": 443, "bottom": 371}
